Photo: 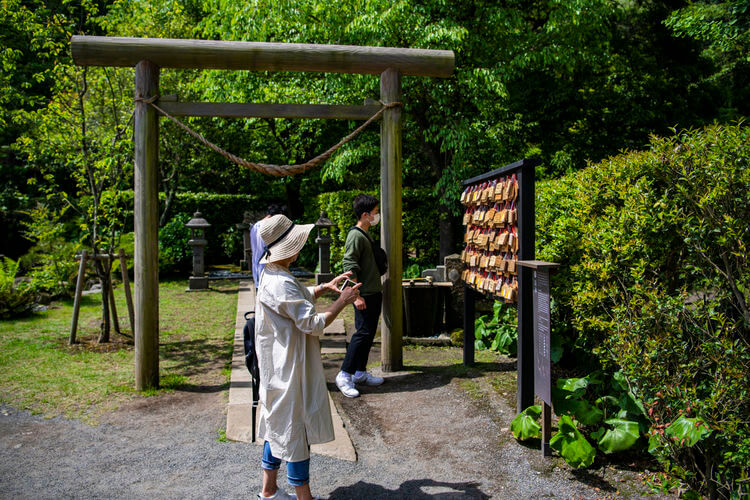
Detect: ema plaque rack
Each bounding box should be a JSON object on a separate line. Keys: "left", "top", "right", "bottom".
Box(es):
{"left": 459, "top": 158, "right": 537, "bottom": 413}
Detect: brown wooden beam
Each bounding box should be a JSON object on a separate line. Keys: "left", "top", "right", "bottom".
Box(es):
{"left": 157, "top": 101, "right": 383, "bottom": 120}
{"left": 70, "top": 36, "right": 455, "bottom": 78}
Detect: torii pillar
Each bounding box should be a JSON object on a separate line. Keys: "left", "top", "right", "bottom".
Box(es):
{"left": 380, "top": 68, "right": 402, "bottom": 371}
{"left": 71, "top": 36, "right": 454, "bottom": 388}
{"left": 134, "top": 60, "right": 160, "bottom": 390}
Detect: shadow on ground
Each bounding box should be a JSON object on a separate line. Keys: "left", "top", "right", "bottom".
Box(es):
{"left": 328, "top": 479, "right": 490, "bottom": 499}
{"left": 323, "top": 357, "right": 516, "bottom": 395}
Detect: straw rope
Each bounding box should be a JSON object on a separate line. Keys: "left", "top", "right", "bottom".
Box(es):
{"left": 135, "top": 96, "right": 401, "bottom": 177}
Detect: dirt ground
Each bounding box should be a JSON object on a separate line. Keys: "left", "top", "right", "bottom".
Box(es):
{"left": 321, "top": 345, "right": 663, "bottom": 499}
{"left": 0, "top": 304, "right": 667, "bottom": 498}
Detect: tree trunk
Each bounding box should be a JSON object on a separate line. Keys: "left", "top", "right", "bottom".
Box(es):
{"left": 96, "top": 259, "right": 111, "bottom": 343}
{"left": 284, "top": 178, "right": 304, "bottom": 219}
{"left": 412, "top": 103, "right": 456, "bottom": 263}
{"left": 439, "top": 204, "right": 455, "bottom": 262}
{"left": 159, "top": 176, "right": 177, "bottom": 227}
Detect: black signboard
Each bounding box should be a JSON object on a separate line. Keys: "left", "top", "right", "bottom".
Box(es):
{"left": 517, "top": 259, "right": 559, "bottom": 457}
{"left": 533, "top": 268, "right": 552, "bottom": 405}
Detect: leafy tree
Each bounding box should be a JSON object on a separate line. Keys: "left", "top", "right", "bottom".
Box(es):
{"left": 664, "top": 0, "right": 750, "bottom": 120}
{"left": 16, "top": 53, "right": 134, "bottom": 342}
{"left": 0, "top": 0, "right": 109, "bottom": 258}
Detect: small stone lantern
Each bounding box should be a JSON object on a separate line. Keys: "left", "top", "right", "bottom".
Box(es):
{"left": 315, "top": 211, "right": 335, "bottom": 285}
{"left": 236, "top": 211, "right": 253, "bottom": 270}
{"left": 186, "top": 211, "right": 211, "bottom": 290}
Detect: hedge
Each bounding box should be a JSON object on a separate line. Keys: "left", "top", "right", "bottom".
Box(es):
{"left": 117, "top": 191, "right": 272, "bottom": 269}
{"left": 536, "top": 123, "right": 749, "bottom": 497}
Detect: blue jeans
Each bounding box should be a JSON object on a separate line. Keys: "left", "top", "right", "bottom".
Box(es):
{"left": 261, "top": 441, "right": 310, "bottom": 487}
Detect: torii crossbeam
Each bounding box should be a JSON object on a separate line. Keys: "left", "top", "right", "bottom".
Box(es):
{"left": 71, "top": 36, "right": 455, "bottom": 390}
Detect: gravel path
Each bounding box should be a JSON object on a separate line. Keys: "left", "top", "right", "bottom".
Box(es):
{"left": 0, "top": 349, "right": 661, "bottom": 499}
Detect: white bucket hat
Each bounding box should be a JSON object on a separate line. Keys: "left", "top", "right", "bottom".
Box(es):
{"left": 258, "top": 214, "right": 315, "bottom": 264}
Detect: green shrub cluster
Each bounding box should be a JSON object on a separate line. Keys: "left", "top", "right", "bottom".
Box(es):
{"left": 118, "top": 191, "right": 272, "bottom": 267}
{"left": 19, "top": 203, "right": 80, "bottom": 298}
{"left": 536, "top": 123, "right": 750, "bottom": 496}
{"left": 316, "top": 188, "right": 440, "bottom": 275}
{"left": 0, "top": 257, "right": 36, "bottom": 319}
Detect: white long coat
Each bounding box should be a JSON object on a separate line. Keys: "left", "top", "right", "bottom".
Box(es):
{"left": 255, "top": 263, "right": 334, "bottom": 462}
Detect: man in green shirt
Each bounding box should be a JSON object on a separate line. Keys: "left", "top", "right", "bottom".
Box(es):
{"left": 335, "top": 194, "right": 385, "bottom": 398}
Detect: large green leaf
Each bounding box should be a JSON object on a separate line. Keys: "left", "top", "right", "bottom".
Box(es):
{"left": 575, "top": 401, "right": 604, "bottom": 426}
{"left": 647, "top": 433, "right": 663, "bottom": 455}
{"left": 511, "top": 405, "right": 542, "bottom": 441}
{"left": 551, "top": 386, "right": 603, "bottom": 426}
{"left": 594, "top": 418, "right": 640, "bottom": 453}
{"left": 557, "top": 376, "right": 589, "bottom": 394}
{"left": 474, "top": 317, "right": 488, "bottom": 339}
{"left": 550, "top": 415, "right": 596, "bottom": 468}
{"left": 665, "top": 415, "right": 712, "bottom": 447}
{"left": 550, "top": 334, "right": 563, "bottom": 363}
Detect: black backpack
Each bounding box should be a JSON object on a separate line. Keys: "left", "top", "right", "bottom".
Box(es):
{"left": 350, "top": 226, "right": 388, "bottom": 275}
{"left": 242, "top": 310, "right": 259, "bottom": 442}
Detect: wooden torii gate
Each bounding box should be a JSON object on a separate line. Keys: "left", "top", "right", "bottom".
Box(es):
{"left": 71, "top": 36, "right": 455, "bottom": 390}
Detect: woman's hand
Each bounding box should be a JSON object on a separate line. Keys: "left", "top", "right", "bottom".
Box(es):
{"left": 325, "top": 271, "right": 354, "bottom": 295}
{"left": 338, "top": 282, "right": 361, "bottom": 305}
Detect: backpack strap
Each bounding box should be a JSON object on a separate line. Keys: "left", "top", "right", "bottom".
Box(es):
{"left": 349, "top": 225, "right": 373, "bottom": 243}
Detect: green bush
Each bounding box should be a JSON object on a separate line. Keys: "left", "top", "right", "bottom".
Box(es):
{"left": 118, "top": 191, "right": 271, "bottom": 265}
{"left": 512, "top": 370, "right": 650, "bottom": 469}
{"left": 159, "top": 213, "right": 192, "bottom": 274}
{"left": 19, "top": 203, "right": 80, "bottom": 297}
{"left": 537, "top": 123, "right": 750, "bottom": 496}
{"left": 474, "top": 301, "right": 518, "bottom": 356}
{"left": 0, "top": 257, "right": 36, "bottom": 319}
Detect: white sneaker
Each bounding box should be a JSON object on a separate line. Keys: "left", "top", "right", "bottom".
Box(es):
{"left": 335, "top": 371, "right": 360, "bottom": 398}
{"left": 353, "top": 371, "right": 384, "bottom": 386}
{"left": 257, "top": 489, "right": 297, "bottom": 499}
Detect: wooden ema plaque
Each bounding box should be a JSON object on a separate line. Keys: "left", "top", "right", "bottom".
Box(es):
{"left": 459, "top": 172, "right": 520, "bottom": 302}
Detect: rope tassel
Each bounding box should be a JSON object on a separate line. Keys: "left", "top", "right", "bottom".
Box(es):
{"left": 134, "top": 96, "right": 402, "bottom": 177}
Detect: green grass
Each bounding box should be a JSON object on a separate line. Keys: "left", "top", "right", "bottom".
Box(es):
{"left": 216, "top": 428, "right": 228, "bottom": 442}
{"left": 0, "top": 279, "right": 238, "bottom": 422}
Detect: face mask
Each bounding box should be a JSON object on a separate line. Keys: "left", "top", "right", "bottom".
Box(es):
{"left": 370, "top": 213, "right": 380, "bottom": 226}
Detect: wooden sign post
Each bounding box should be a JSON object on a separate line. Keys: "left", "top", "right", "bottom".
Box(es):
{"left": 517, "top": 260, "right": 559, "bottom": 457}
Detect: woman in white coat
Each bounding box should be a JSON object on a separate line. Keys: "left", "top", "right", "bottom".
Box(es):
{"left": 255, "top": 214, "right": 361, "bottom": 500}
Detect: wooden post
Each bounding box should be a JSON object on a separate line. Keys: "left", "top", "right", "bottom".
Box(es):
{"left": 542, "top": 402, "right": 552, "bottom": 456}
{"left": 108, "top": 268, "right": 120, "bottom": 335}
{"left": 516, "top": 162, "right": 536, "bottom": 413}
{"left": 463, "top": 285, "right": 475, "bottom": 366}
{"left": 69, "top": 250, "right": 88, "bottom": 345}
{"left": 134, "top": 60, "right": 160, "bottom": 390}
{"left": 119, "top": 248, "right": 135, "bottom": 334}
{"left": 379, "top": 68, "right": 403, "bottom": 372}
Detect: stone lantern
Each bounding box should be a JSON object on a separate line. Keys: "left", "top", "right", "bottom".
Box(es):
{"left": 236, "top": 211, "right": 253, "bottom": 270}
{"left": 186, "top": 211, "right": 211, "bottom": 290}
{"left": 315, "top": 211, "right": 335, "bottom": 285}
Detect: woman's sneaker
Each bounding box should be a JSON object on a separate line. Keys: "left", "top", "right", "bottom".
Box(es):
{"left": 353, "top": 371, "right": 384, "bottom": 386}
{"left": 257, "top": 489, "right": 297, "bottom": 499}
{"left": 335, "top": 371, "right": 360, "bottom": 398}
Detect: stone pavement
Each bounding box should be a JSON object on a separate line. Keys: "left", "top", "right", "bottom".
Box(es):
{"left": 225, "top": 280, "right": 357, "bottom": 461}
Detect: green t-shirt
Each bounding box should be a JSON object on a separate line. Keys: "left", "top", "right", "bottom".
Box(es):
{"left": 342, "top": 227, "right": 383, "bottom": 296}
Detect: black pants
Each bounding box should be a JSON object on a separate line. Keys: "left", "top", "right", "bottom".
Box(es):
{"left": 341, "top": 292, "right": 382, "bottom": 374}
